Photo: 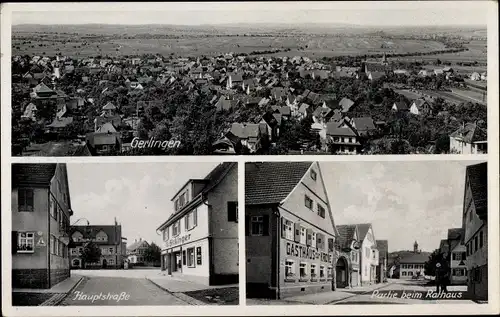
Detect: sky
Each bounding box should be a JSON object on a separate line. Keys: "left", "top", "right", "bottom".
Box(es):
{"left": 10, "top": 1, "right": 489, "bottom": 26}
{"left": 66, "top": 162, "right": 220, "bottom": 247}
{"left": 320, "top": 160, "right": 485, "bottom": 253}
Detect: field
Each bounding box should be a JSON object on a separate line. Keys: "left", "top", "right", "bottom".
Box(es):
{"left": 12, "top": 31, "right": 449, "bottom": 58}
{"left": 394, "top": 88, "right": 487, "bottom": 106}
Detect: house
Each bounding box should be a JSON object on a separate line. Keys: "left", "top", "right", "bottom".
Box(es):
{"left": 157, "top": 162, "right": 238, "bottom": 285}
{"left": 212, "top": 131, "right": 242, "bottom": 155}
{"left": 21, "top": 103, "right": 37, "bottom": 121}
{"left": 226, "top": 72, "right": 243, "bottom": 89}
{"left": 376, "top": 240, "right": 389, "bottom": 281}
{"left": 215, "top": 96, "right": 240, "bottom": 112}
{"left": 33, "top": 83, "right": 57, "bottom": 99}
{"left": 367, "top": 71, "right": 385, "bottom": 81}
{"left": 229, "top": 122, "right": 268, "bottom": 153}
{"left": 259, "top": 112, "right": 280, "bottom": 141}
{"left": 12, "top": 164, "right": 73, "bottom": 288}
{"left": 398, "top": 242, "right": 428, "bottom": 279}
{"left": 296, "top": 103, "right": 311, "bottom": 120}
{"left": 127, "top": 239, "right": 151, "bottom": 266}
{"left": 85, "top": 131, "right": 121, "bottom": 156}
{"left": 335, "top": 225, "right": 361, "bottom": 288}
{"left": 326, "top": 121, "right": 361, "bottom": 155}
{"left": 409, "top": 99, "right": 431, "bottom": 116}
{"left": 439, "top": 228, "right": 467, "bottom": 285}
{"left": 349, "top": 117, "right": 377, "bottom": 137}
{"left": 355, "top": 224, "right": 379, "bottom": 285}
{"left": 392, "top": 101, "right": 409, "bottom": 112}
{"left": 339, "top": 98, "right": 355, "bottom": 113}
{"left": 70, "top": 221, "right": 127, "bottom": 269}
{"left": 469, "top": 72, "right": 481, "bottom": 81}
{"left": 462, "top": 162, "right": 487, "bottom": 301}
{"left": 449, "top": 123, "right": 487, "bottom": 154}
{"left": 245, "top": 162, "right": 339, "bottom": 299}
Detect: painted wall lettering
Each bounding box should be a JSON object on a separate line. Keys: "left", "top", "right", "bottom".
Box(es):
{"left": 286, "top": 242, "right": 334, "bottom": 263}
{"left": 165, "top": 234, "right": 191, "bottom": 248}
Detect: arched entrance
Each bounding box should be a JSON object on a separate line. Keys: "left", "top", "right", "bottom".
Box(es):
{"left": 102, "top": 259, "right": 107, "bottom": 269}
{"left": 336, "top": 257, "right": 349, "bottom": 288}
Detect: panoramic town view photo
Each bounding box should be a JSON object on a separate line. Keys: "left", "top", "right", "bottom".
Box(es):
{"left": 244, "top": 160, "right": 488, "bottom": 305}
{"left": 11, "top": 1, "right": 488, "bottom": 156}
{"left": 11, "top": 162, "right": 239, "bottom": 306}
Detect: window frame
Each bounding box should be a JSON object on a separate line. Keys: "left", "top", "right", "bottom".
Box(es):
{"left": 304, "top": 195, "right": 313, "bottom": 209}
{"left": 18, "top": 188, "right": 34, "bottom": 212}
{"left": 17, "top": 231, "right": 35, "bottom": 253}
{"left": 187, "top": 247, "right": 196, "bottom": 268}
{"left": 317, "top": 204, "right": 326, "bottom": 218}
{"left": 250, "top": 216, "right": 264, "bottom": 236}
{"left": 285, "top": 259, "right": 296, "bottom": 278}
{"left": 299, "top": 262, "right": 308, "bottom": 279}
{"left": 310, "top": 169, "right": 317, "bottom": 181}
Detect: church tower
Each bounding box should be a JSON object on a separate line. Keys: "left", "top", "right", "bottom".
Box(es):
{"left": 381, "top": 52, "right": 388, "bottom": 65}
{"left": 413, "top": 240, "right": 419, "bottom": 253}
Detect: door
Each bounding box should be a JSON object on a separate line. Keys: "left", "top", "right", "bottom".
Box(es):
{"left": 336, "top": 257, "right": 348, "bottom": 288}
{"left": 351, "top": 271, "right": 359, "bottom": 287}
{"left": 102, "top": 259, "right": 107, "bottom": 269}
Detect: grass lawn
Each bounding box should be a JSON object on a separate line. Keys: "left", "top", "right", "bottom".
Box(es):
{"left": 12, "top": 292, "right": 55, "bottom": 306}
{"left": 184, "top": 287, "right": 239, "bottom": 305}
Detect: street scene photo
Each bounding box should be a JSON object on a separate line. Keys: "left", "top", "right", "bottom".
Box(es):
{"left": 244, "top": 160, "right": 488, "bottom": 305}
{"left": 11, "top": 162, "right": 239, "bottom": 306}
{"left": 10, "top": 1, "right": 488, "bottom": 156}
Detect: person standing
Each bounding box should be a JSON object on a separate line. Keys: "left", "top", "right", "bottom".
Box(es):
{"left": 440, "top": 254, "right": 450, "bottom": 293}
{"left": 435, "top": 262, "right": 443, "bottom": 293}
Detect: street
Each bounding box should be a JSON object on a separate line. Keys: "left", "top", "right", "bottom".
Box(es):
{"left": 60, "top": 269, "right": 190, "bottom": 306}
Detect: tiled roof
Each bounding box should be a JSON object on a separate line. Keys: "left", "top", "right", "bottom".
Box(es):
{"left": 245, "top": 162, "right": 313, "bottom": 205}
{"left": 12, "top": 163, "right": 58, "bottom": 187}
{"left": 326, "top": 122, "right": 358, "bottom": 137}
{"left": 447, "top": 228, "right": 464, "bottom": 250}
{"left": 450, "top": 123, "right": 487, "bottom": 143}
{"left": 231, "top": 123, "right": 261, "bottom": 139}
{"left": 339, "top": 98, "right": 354, "bottom": 112}
{"left": 127, "top": 239, "right": 149, "bottom": 251}
{"left": 352, "top": 117, "right": 376, "bottom": 132}
{"left": 336, "top": 225, "right": 357, "bottom": 250}
{"left": 356, "top": 223, "right": 372, "bottom": 241}
{"left": 399, "top": 252, "right": 431, "bottom": 264}
{"left": 71, "top": 225, "right": 122, "bottom": 245}
{"left": 394, "top": 101, "right": 409, "bottom": 111}
{"left": 466, "top": 162, "right": 487, "bottom": 218}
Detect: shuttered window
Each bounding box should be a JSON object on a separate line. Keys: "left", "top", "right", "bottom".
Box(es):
{"left": 18, "top": 188, "right": 34, "bottom": 212}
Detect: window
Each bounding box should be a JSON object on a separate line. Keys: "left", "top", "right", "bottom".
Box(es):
{"left": 251, "top": 216, "right": 264, "bottom": 236}
{"left": 300, "top": 227, "right": 307, "bottom": 244}
{"left": 50, "top": 235, "right": 56, "bottom": 255}
{"left": 311, "top": 264, "right": 317, "bottom": 279}
{"left": 311, "top": 232, "right": 316, "bottom": 248}
{"left": 299, "top": 263, "right": 308, "bottom": 279}
{"left": 408, "top": 271, "right": 413, "bottom": 276}
{"left": 18, "top": 188, "right": 34, "bottom": 212}
{"left": 109, "top": 248, "right": 113, "bottom": 254}
{"left": 285, "top": 260, "right": 295, "bottom": 278}
{"left": 317, "top": 205, "right": 326, "bottom": 218}
{"left": 108, "top": 259, "right": 114, "bottom": 265}
{"left": 228, "top": 202, "right": 238, "bottom": 222}
{"left": 283, "top": 218, "right": 293, "bottom": 240}
{"left": 17, "top": 232, "right": 35, "bottom": 253}
{"left": 78, "top": 247, "right": 83, "bottom": 254}
{"left": 173, "top": 221, "right": 180, "bottom": 237}
{"left": 71, "top": 248, "right": 78, "bottom": 255}
{"left": 182, "top": 250, "right": 187, "bottom": 265}
{"left": 310, "top": 169, "right": 317, "bottom": 181}
{"left": 327, "top": 266, "right": 333, "bottom": 278}
{"left": 304, "top": 195, "right": 313, "bottom": 209}
{"left": 196, "top": 247, "right": 202, "bottom": 265}
{"left": 185, "top": 209, "right": 198, "bottom": 231}
{"left": 474, "top": 236, "right": 478, "bottom": 253}
{"left": 163, "top": 228, "right": 169, "bottom": 241}
{"left": 453, "top": 268, "right": 466, "bottom": 276}
{"left": 50, "top": 196, "right": 56, "bottom": 219}
{"left": 479, "top": 231, "right": 483, "bottom": 248}
{"left": 402, "top": 271, "right": 407, "bottom": 276}
{"left": 59, "top": 240, "right": 63, "bottom": 257}
{"left": 320, "top": 265, "right": 325, "bottom": 279}
{"left": 187, "top": 248, "right": 195, "bottom": 267}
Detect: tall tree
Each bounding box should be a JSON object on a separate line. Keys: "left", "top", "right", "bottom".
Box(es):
{"left": 143, "top": 242, "right": 161, "bottom": 265}
{"left": 81, "top": 241, "right": 102, "bottom": 268}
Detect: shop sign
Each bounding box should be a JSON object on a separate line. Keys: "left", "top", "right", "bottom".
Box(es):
{"left": 286, "top": 241, "right": 334, "bottom": 263}
{"left": 196, "top": 247, "right": 202, "bottom": 265}
{"left": 165, "top": 234, "right": 191, "bottom": 248}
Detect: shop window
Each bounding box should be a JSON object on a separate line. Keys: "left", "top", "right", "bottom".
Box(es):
{"left": 285, "top": 259, "right": 295, "bottom": 279}
{"left": 18, "top": 188, "right": 34, "bottom": 212}
{"left": 317, "top": 205, "right": 325, "bottom": 218}
{"left": 299, "top": 263, "right": 308, "bottom": 279}
{"left": 304, "top": 195, "right": 313, "bottom": 209}
{"left": 187, "top": 248, "right": 195, "bottom": 267}
{"left": 17, "top": 232, "right": 35, "bottom": 253}
{"left": 320, "top": 265, "right": 325, "bottom": 279}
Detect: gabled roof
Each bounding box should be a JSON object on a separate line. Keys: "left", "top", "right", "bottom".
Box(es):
{"left": 412, "top": 99, "right": 428, "bottom": 108}
{"left": 326, "top": 121, "right": 358, "bottom": 137}
{"left": 336, "top": 224, "right": 357, "bottom": 250}
{"left": 352, "top": 117, "right": 376, "bottom": 132}
{"left": 34, "top": 83, "right": 55, "bottom": 94}
{"left": 399, "top": 252, "right": 431, "bottom": 264}
{"left": 230, "top": 123, "right": 261, "bottom": 139}
{"left": 245, "top": 162, "right": 313, "bottom": 205}
{"left": 465, "top": 162, "right": 487, "bottom": 218}
{"left": 71, "top": 225, "right": 122, "bottom": 245}
{"left": 12, "top": 163, "right": 58, "bottom": 187}
{"left": 103, "top": 102, "right": 116, "bottom": 110}
{"left": 339, "top": 97, "right": 354, "bottom": 112}
{"left": 127, "top": 239, "right": 150, "bottom": 251}
{"left": 450, "top": 123, "right": 487, "bottom": 143}
{"left": 393, "top": 101, "right": 409, "bottom": 111}
{"left": 447, "top": 228, "right": 464, "bottom": 250}
{"left": 356, "top": 223, "right": 372, "bottom": 241}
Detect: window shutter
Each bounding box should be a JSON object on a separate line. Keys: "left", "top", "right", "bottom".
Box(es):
{"left": 12, "top": 231, "right": 18, "bottom": 254}
{"left": 306, "top": 229, "right": 312, "bottom": 246}
{"left": 281, "top": 217, "right": 286, "bottom": 238}
{"left": 294, "top": 223, "right": 301, "bottom": 242}
{"left": 26, "top": 189, "right": 34, "bottom": 208}
{"left": 193, "top": 209, "right": 197, "bottom": 226}
{"left": 262, "top": 215, "right": 269, "bottom": 236}
{"left": 185, "top": 217, "right": 188, "bottom": 230}
{"left": 18, "top": 189, "right": 25, "bottom": 208}
{"left": 328, "top": 238, "right": 334, "bottom": 252}
{"left": 245, "top": 216, "right": 250, "bottom": 236}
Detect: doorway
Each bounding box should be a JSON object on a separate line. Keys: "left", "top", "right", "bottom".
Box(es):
{"left": 102, "top": 259, "right": 107, "bottom": 269}
{"left": 336, "top": 257, "right": 349, "bottom": 288}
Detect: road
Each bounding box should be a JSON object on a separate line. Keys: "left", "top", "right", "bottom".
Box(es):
{"left": 60, "top": 269, "right": 191, "bottom": 306}
{"left": 332, "top": 278, "right": 472, "bottom": 305}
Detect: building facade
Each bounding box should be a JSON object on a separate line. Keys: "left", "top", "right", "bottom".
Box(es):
{"left": 462, "top": 162, "right": 487, "bottom": 301}
{"left": 12, "top": 163, "right": 73, "bottom": 289}
{"left": 70, "top": 221, "right": 127, "bottom": 269}
{"left": 398, "top": 242, "right": 427, "bottom": 279}
{"left": 245, "top": 162, "right": 339, "bottom": 299}
{"left": 157, "top": 162, "right": 238, "bottom": 285}
{"left": 127, "top": 239, "right": 150, "bottom": 266}
{"left": 357, "top": 224, "right": 379, "bottom": 285}
{"left": 335, "top": 225, "right": 361, "bottom": 288}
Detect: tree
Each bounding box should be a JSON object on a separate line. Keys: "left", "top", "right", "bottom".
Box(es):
{"left": 424, "top": 249, "right": 442, "bottom": 277}
{"left": 434, "top": 134, "right": 450, "bottom": 154}
{"left": 81, "top": 241, "right": 102, "bottom": 268}
{"left": 143, "top": 242, "right": 161, "bottom": 265}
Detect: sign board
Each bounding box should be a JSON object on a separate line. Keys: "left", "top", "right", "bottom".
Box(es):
{"left": 196, "top": 247, "right": 202, "bottom": 265}
{"left": 164, "top": 234, "right": 191, "bottom": 248}
{"left": 37, "top": 237, "right": 46, "bottom": 247}
{"left": 285, "top": 241, "right": 334, "bottom": 264}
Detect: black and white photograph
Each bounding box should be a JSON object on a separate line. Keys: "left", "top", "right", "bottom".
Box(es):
{"left": 10, "top": 162, "right": 239, "bottom": 306}
{"left": 9, "top": 1, "right": 488, "bottom": 156}
{"left": 245, "top": 160, "right": 488, "bottom": 305}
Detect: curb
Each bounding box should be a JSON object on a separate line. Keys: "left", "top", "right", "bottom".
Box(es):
{"left": 326, "top": 282, "right": 394, "bottom": 305}
{"left": 145, "top": 278, "right": 207, "bottom": 306}
{"left": 40, "top": 276, "right": 84, "bottom": 306}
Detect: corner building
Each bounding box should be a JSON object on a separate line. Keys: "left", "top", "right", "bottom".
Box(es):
{"left": 157, "top": 162, "right": 238, "bottom": 285}
{"left": 245, "top": 162, "right": 339, "bottom": 299}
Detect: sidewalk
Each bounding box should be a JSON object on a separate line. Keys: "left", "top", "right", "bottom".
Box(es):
{"left": 12, "top": 275, "right": 83, "bottom": 306}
